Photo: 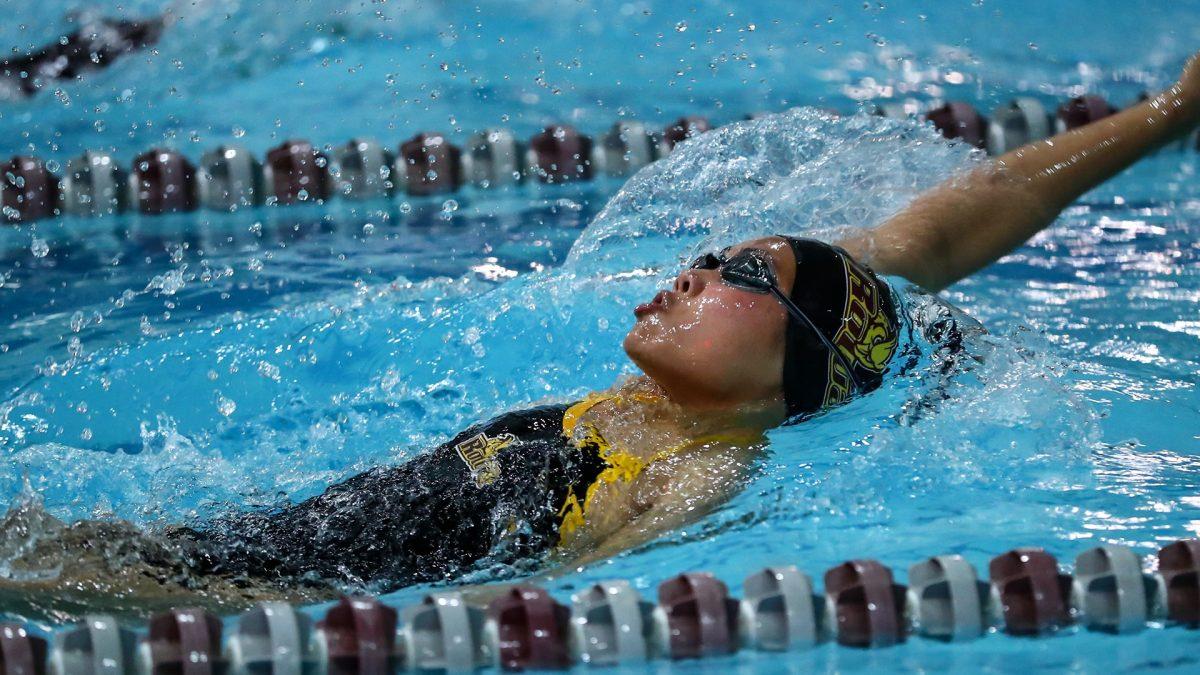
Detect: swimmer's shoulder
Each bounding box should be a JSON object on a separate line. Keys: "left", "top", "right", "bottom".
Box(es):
{"left": 452, "top": 401, "right": 578, "bottom": 446}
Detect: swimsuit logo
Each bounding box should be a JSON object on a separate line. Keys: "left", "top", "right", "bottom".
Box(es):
{"left": 822, "top": 256, "right": 899, "bottom": 407}
{"left": 454, "top": 431, "right": 516, "bottom": 487}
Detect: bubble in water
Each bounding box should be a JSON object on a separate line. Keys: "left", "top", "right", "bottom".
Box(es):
{"left": 217, "top": 397, "right": 237, "bottom": 417}
{"left": 232, "top": 126, "right": 246, "bottom": 138}
{"left": 70, "top": 311, "right": 85, "bottom": 333}
{"left": 31, "top": 238, "right": 49, "bottom": 258}
{"left": 442, "top": 199, "right": 459, "bottom": 213}
{"left": 362, "top": 223, "right": 376, "bottom": 235}
{"left": 257, "top": 361, "right": 281, "bottom": 382}
{"left": 675, "top": 21, "right": 688, "bottom": 32}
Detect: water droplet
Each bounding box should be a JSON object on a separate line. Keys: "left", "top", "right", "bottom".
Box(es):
{"left": 232, "top": 126, "right": 246, "bottom": 138}
{"left": 257, "top": 361, "right": 281, "bottom": 381}
{"left": 31, "top": 238, "right": 49, "bottom": 258}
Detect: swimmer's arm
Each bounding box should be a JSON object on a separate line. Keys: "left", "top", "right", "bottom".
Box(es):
{"left": 838, "top": 52, "right": 1200, "bottom": 292}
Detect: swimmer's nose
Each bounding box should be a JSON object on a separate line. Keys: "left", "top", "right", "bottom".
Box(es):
{"left": 673, "top": 269, "right": 707, "bottom": 297}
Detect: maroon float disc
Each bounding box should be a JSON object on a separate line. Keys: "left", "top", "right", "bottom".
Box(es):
{"left": 266, "top": 139, "right": 331, "bottom": 204}
{"left": 656, "top": 572, "right": 739, "bottom": 659}
{"left": 989, "top": 548, "right": 1071, "bottom": 635}
{"left": 145, "top": 608, "right": 222, "bottom": 675}
{"left": 487, "top": 586, "right": 571, "bottom": 671}
{"left": 823, "top": 559, "right": 905, "bottom": 647}
{"left": 662, "top": 116, "right": 712, "bottom": 150}
{"left": 0, "top": 623, "right": 47, "bottom": 675}
{"left": 1057, "top": 95, "right": 1115, "bottom": 131}
{"left": 398, "top": 132, "right": 462, "bottom": 195}
{"left": 529, "top": 125, "right": 593, "bottom": 183}
{"left": 132, "top": 149, "right": 197, "bottom": 214}
{"left": 317, "top": 596, "right": 399, "bottom": 675}
{"left": 1, "top": 156, "right": 59, "bottom": 223}
{"left": 1158, "top": 539, "right": 1200, "bottom": 625}
{"left": 924, "top": 102, "right": 987, "bottom": 149}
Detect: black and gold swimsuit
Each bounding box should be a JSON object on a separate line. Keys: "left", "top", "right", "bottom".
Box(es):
{"left": 181, "top": 395, "right": 659, "bottom": 590}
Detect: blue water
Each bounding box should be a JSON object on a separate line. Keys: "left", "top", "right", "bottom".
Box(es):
{"left": 2, "top": 0, "right": 1200, "bottom": 671}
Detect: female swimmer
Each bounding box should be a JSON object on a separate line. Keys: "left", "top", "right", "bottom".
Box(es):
{"left": 4, "top": 54, "right": 1199, "bottom": 618}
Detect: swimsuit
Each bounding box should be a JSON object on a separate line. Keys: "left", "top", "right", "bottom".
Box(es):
{"left": 178, "top": 395, "right": 678, "bottom": 590}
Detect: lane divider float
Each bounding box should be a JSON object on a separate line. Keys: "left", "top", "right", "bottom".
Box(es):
{"left": 6, "top": 92, "right": 1200, "bottom": 226}
{"left": 2, "top": 538, "right": 1198, "bottom": 673}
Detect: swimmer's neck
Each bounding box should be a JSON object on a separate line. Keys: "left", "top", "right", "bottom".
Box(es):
{"left": 601, "top": 376, "right": 783, "bottom": 437}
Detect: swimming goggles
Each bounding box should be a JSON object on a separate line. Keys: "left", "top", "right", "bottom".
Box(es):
{"left": 689, "top": 247, "right": 865, "bottom": 392}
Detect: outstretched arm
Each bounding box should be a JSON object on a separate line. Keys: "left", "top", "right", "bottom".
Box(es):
{"left": 839, "top": 52, "right": 1200, "bottom": 292}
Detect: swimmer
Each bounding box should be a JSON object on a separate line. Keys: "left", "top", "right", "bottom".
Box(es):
{"left": 0, "top": 11, "right": 168, "bottom": 101}
{"left": 3, "top": 54, "right": 1198, "bottom": 620}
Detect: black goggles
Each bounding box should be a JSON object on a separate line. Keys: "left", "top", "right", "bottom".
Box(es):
{"left": 689, "top": 247, "right": 865, "bottom": 392}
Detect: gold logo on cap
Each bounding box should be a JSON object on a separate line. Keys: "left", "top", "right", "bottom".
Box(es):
{"left": 822, "top": 255, "right": 899, "bottom": 407}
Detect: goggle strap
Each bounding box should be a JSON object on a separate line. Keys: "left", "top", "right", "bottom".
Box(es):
{"left": 768, "top": 285, "right": 865, "bottom": 392}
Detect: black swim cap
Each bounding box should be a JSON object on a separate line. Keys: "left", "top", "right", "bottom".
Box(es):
{"left": 778, "top": 237, "right": 900, "bottom": 419}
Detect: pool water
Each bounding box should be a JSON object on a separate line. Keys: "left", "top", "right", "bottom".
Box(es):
{"left": 2, "top": 0, "right": 1200, "bottom": 671}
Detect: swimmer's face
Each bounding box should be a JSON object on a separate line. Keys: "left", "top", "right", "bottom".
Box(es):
{"left": 624, "top": 236, "right": 795, "bottom": 415}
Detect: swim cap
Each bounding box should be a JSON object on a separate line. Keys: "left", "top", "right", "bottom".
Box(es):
{"left": 778, "top": 237, "right": 900, "bottom": 419}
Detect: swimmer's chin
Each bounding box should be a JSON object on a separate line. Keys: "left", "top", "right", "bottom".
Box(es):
{"left": 622, "top": 324, "right": 652, "bottom": 364}
{"left": 622, "top": 319, "right": 672, "bottom": 371}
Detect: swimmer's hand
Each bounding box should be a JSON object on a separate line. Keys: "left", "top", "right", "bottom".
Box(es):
{"left": 842, "top": 49, "right": 1200, "bottom": 292}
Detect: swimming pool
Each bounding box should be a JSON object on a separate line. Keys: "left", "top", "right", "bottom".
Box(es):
{"left": 2, "top": 0, "right": 1199, "bottom": 671}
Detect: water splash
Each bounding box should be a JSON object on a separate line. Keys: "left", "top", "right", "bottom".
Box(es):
{"left": 0, "top": 110, "right": 1098, "bottom": 596}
